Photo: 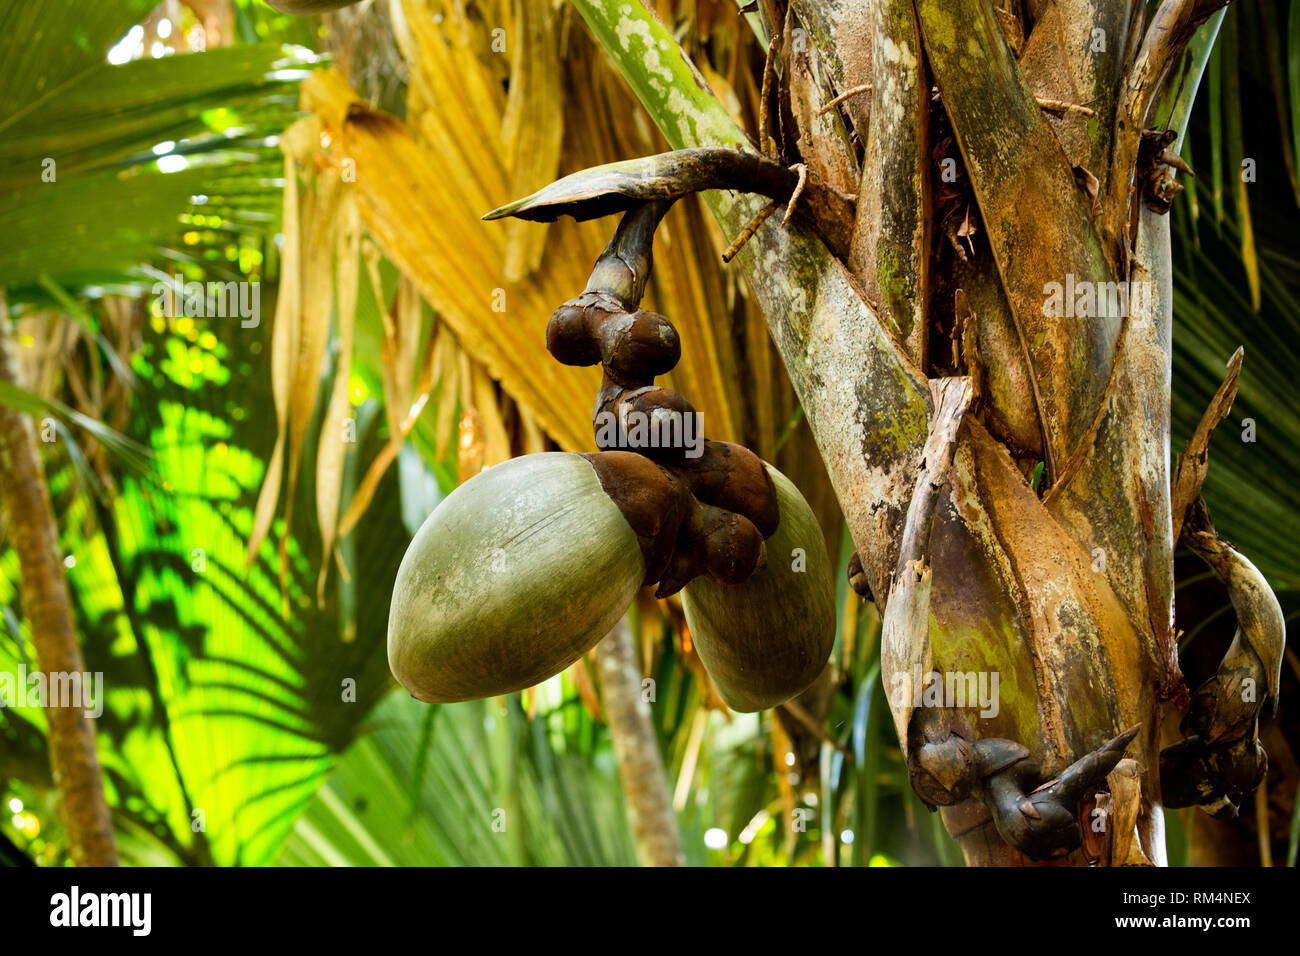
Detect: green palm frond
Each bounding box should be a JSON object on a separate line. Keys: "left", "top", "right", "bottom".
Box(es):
{"left": 105, "top": 322, "right": 408, "bottom": 864}
{"left": 279, "top": 692, "right": 639, "bottom": 866}
{"left": 0, "top": 0, "right": 320, "bottom": 297}
{"left": 0, "top": 0, "right": 158, "bottom": 131}
{"left": 0, "top": 379, "right": 152, "bottom": 478}
{"left": 1170, "top": 16, "right": 1300, "bottom": 589}
{"left": 0, "top": 309, "right": 418, "bottom": 864}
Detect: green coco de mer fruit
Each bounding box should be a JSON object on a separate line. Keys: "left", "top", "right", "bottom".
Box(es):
{"left": 388, "top": 452, "right": 645, "bottom": 703}
{"left": 681, "top": 465, "right": 835, "bottom": 712}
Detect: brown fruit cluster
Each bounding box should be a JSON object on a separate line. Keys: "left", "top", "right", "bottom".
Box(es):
{"left": 547, "top": 291, "right": 780, "bottom": 597}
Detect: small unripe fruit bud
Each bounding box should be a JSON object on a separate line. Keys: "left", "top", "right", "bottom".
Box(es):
{"left": 600, "top": 310, "right": 680, "bottom": 382}
{"left": 546, "top": 303, "right": 602, "bottom": 366}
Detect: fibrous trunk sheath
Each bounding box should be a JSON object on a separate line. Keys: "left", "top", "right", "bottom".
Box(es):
{"left": 0, "top": 303, "right": 118, "bottom": 866}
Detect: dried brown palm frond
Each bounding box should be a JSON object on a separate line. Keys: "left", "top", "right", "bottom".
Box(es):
{"left": 252, "top": 0, "right": 828, "bottom": 609}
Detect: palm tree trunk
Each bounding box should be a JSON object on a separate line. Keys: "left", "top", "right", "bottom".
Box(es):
{"left": 0, "top": 300, "right": 118, "bottom": 866}
{"left": 594, "top": 619, "right": 685, "bottom": 867}
{"left": 568, "top": 0, "right": 1281, "bottom": 867}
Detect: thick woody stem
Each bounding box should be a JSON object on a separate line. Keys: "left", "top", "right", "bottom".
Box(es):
{"left": 0, "top": 300, "right": 118, "bottom": 866}
{"left": 593, "top": 620, "right": 685, "bottom": 867}
{"left": 882, "top": 376, "right": 973, "bottom": 749}
{"left": 584, "top": 199, "right": 674, "bottom": 308}
{"left": 883, "top": 376, "right": 1142, "bottom": 861}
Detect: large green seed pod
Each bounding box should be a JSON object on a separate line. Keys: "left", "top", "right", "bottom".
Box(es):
{"left": 681, "top": 466, "right": 834, "bottom": 712}
{"left": 388, "top": 453, "right": 645, "bottom": 703}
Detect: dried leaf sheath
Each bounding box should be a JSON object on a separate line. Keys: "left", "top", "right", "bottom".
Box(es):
{"left": 882, "top": 377, "right": 972, "bottom": 751}
{"left": 917, "top": 0, "right": 1123, "bottom": 482}
{"left": 850, "top": 0, "right": 931, "bottom": 366}
{"left": 315, "top": 191, "right": 361, "bottom": 600}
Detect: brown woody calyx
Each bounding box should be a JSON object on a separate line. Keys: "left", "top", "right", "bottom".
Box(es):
{"left": 655, "top": 502, "right": 765, "bottom": 597}
{"left": 678, "top": 440, "right": 779, "bottom": 538}
{"left": 582, "top": 450, "right": 766, "bottom": 597}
